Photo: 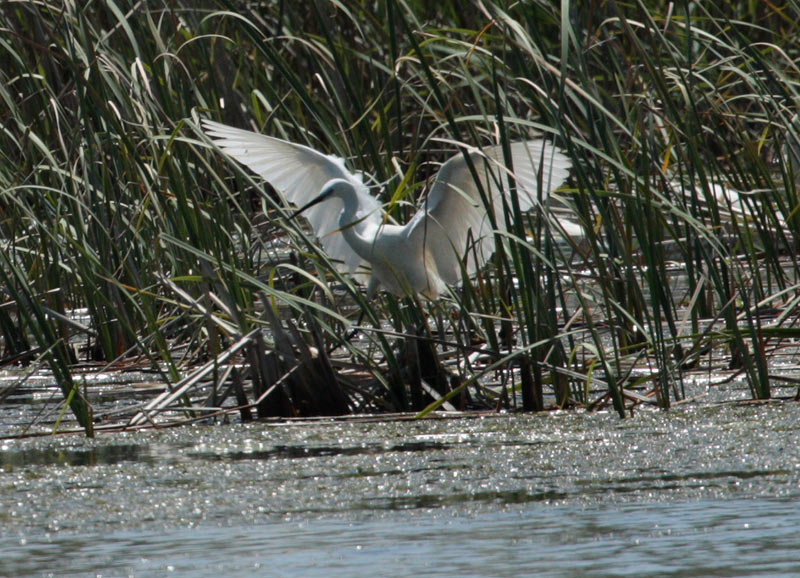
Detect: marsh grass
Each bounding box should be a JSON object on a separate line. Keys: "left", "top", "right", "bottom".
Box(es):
{"left": 2, "top": 0, "right": 800, "bottom": 436}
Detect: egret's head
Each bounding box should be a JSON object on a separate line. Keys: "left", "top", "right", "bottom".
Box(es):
{"left": 319, "top": 178, "right": 354, "bottom": 199}
{"left": 288, "top": 179, "right": 349, "bottom": 220}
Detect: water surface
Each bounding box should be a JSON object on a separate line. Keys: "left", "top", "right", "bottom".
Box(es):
{"left": 1, "top": 404, "right": 798, "bottom": 576}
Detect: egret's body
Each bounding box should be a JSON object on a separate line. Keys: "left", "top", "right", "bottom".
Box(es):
{"left": 323, "top": 178, "right": 447, "bottom": 297}
{"left": 202, "top": 119, "right": 571, "bottom": 298}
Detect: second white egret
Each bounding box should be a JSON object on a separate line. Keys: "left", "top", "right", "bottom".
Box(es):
{"left": 202, "top": 119, "right": 571, "bottom": 299}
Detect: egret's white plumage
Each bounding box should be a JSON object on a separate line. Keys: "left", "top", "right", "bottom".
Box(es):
{"left": 202, "top": 119, "right": 571, "bottom": 298}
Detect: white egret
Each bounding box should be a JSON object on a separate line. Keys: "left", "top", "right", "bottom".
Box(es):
{"left": 202, "top": 119, "right": 571, "bottom": 298}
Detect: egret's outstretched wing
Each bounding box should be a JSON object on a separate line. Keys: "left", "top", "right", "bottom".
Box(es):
{"left": 408, "top": 140, "right": 571, "bottom": 284}
{"left": 202, "top": 119, "right": 381, "bottom": 277}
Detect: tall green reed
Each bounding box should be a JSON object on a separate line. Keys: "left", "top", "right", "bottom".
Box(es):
{"left": 2, "top": 0, "right": 799, "bottom": 434}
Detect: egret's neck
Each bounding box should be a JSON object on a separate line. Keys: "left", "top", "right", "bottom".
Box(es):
{"left": 338, "top": 197, "right": 361, "bottom": 227}
{"left": 338, "top": 209, "right": 379, "bottom": 262}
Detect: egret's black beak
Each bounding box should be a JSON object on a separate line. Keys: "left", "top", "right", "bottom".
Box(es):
{"left": 288, "top": 189, "right": 334, "bottom": 220}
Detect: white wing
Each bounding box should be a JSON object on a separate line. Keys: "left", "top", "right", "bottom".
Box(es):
{"left": 408, "top": 140, "right": 571, "bottom": 284}
{"left": 202, "top": 119, "right": 382, "bottom": 277}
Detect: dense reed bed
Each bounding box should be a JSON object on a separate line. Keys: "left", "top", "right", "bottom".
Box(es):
{"left": 2, "top": 1, "right": 800, "bottom": 436}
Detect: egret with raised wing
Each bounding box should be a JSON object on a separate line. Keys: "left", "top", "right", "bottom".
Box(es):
{"left": 202, "top": 119, "right": 571, "bottom": 299}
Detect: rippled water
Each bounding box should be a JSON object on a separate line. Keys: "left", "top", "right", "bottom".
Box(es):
{"left": 1, "top": 404, "right": 799, "bottom": 576}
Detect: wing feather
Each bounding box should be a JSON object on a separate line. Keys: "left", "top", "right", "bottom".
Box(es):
{"left": 408, "top": 140, "right": 571, "bottom": 284}
{"left": 202, "top": 119, "right": 381, "bottom": 278}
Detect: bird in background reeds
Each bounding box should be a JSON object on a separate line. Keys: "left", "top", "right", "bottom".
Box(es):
{"left": 203, "top": 119, "right": 572, "bottom": 299}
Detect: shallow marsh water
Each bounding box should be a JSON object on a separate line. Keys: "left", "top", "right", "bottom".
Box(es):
{"left": 1, "top": 404, "right": 799, "bottom": 576}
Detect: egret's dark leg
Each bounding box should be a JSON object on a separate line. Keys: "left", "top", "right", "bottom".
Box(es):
{"left": 325, "top": 282, "right": 375, "bottom": 356}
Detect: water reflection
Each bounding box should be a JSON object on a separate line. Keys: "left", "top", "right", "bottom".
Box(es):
{"left": 0, "top": 444, "right": 151, "bottom": 468}
{"left": 188, "top": 440, "right": 451, "bottom": 462}
{"left": 0, "top": 439, "right": 455, "bottom": 469}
